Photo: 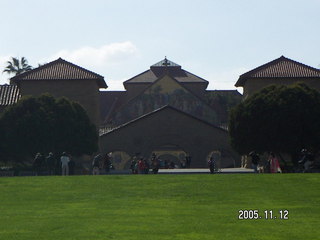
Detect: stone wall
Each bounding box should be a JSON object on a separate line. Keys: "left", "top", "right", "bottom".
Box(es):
{"left": 243, "top": 78, "right": 320, "bottom": 99}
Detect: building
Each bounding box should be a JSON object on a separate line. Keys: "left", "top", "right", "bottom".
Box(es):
{"left": 99, "top": 58, "right": 242, "bottom": 168}
{"left": 235, "top": 56, "right": 320, "bottom": 99}
{"left": 9, "top": 58, "right": 107, "bottom": 127}
{"left": 1, "top": 57, "right": 242, "bottom": 169}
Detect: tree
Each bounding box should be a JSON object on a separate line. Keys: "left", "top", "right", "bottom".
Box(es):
{"left": 2, "top": 57, "right": 32, "bottom": 76}
{"left": 0, "top": 94, "right": 98, "bottom": 163}
{"left": 229, "top": 83, "right": 320, "bottom": 165}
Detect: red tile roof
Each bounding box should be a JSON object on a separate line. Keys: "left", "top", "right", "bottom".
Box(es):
{"left": 0, "top": 84, "right": 21, "bottom": 106}
{"left": 11, "top": 58, "right": 107, "bottom": 88}
{"left": 235, "top": 56, "right": 320, "bottom": 87}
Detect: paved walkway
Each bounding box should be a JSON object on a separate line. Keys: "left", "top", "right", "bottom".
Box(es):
{"left": 158, "top": 168, "right": 254, "bottom": 174}
{"left": 107, "top": 168, "right": 254, "bottom": 175}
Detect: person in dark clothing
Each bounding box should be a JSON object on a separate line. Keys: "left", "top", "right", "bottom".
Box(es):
{"left": 33, "top": 153, "right": 44, "bottom": 176}
{"left": 185, "top": 155, "right": 191, "bottom": 168}
{"left": 208, "top": 155, "right": 215, "bottom": 174}
{"left": 92, "top": 154, "right": 102, "bottom": 175}
{"left": 250, "top": 151, "right": 260, "bottom": 173}
{"left": 151, "top": 154, "right": 160, "bottom": 174}
{"left": 68, "top": 159, "right": 75, "bottom": 175}
{"left": 144, "top": 159, "right": 150, "bottom": 174}
{"left": 46, "top": 152, "right": 55, "bottom": 175}
{"left": 103, "top": 153, "right": 112, "bottom": 173}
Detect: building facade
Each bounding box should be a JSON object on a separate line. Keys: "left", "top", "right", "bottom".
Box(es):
{"left": 235, "top": 56, "right": 320, "bottom": 99}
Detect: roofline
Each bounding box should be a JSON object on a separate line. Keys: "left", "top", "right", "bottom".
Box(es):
{"left": 123, "top": 69, "right": 150, "bottom": 85}
{"left": 235, "top": 56, "right": 320, "bottom": 87}
{"left": 100, "top": 105, "right": 227, "bottom": 136}
{"left": 115, "top": 74, "right": 217, "bottom": 116}
{"left": 10, "top": 58, "right": 107, "bottom": 88}
{"left": 123, "top": 68, "right": 209, "bottom": 85}
{"left": 182, "top": 69, "right": 209, "bottom": 84}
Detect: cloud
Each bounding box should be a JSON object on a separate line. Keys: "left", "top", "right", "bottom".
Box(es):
{"left": 206, "top": 67, "right": 248, "bottom": 94}
{"left": 44, "top": 41, "right": 140, "bottom": 89}
{"left": 48, "top": 41, "right": 139, "bottom": 68}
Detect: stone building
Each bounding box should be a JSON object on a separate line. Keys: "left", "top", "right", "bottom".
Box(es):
{"left": 0, "top": 57, "right": 242, "bottom": 169}
{"left": 235, "top": 56, "right": 320, "bottom": 99}
{"left": 99, "top": 58, "right": 242, "bottom": 168}
{"left": 9, "top": 58, "right": 107, "bottom": 127}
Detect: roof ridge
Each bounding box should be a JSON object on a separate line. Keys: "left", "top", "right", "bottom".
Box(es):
{"left": 10, "top": 58, "right": 107, "bottom": 88}
{"left": 11, "top": 58, "right": 104, "bottom": 80}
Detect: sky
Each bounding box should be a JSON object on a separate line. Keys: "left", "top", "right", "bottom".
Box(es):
{"left": 1, "top": 0, "right": 319, "bottom": 91}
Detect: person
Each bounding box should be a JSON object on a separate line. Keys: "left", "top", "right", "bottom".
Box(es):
{"left": 250, "top": 151, "right": 260, "bottom": 173}
{"left": 68, "top": 158, "right": 75, "bottom": 175}
{"left": 269, "top": 152, "right": 282, "bottom": 173}
{"left": 33, "top": 153, "right": 43, "bottom": 176}
{"left": 169, "top": 161, "right": 175, "bottom": 169}
{"left": 138, "top": 158, "right": 145, "bottom": 174}
{"left": 298, "top": 149, "right": 314, "bottom": 173}
{"left": 46, "top": 152, "right": 55, "bottom": 175}
{"left": 185, "top": 155, "right": 191, "bottom": 168}
{"left": 151, "top": 154, "right": 160, "bottom": 174}
{"left": 92, "top": 154, "right": 102, "bottom": 175}
{"left": 61, "top": 152, "right": 70, "bottom": 176}
{"left": 208, "top": 154, "right": 215, "bottom": 174}
{"left": 144, "top": 159, "right": 150, "bottom": 174}
{"left": 103, "top": 153, "right": 112, "bottom": 173}
{"left": 130, "top": 156, "right": 138, "bottom": 174}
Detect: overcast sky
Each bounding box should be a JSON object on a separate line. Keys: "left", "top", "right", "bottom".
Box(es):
{"left": 1, "top": 0, "right": 319, "bottom": 91}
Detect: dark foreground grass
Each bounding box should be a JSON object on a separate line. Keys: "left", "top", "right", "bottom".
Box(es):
{"left": 0, "top": 174, "right": 319, "bottom": 240}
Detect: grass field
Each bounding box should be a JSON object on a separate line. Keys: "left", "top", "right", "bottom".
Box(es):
{"left": 0, "top": 174, "right": 319, "bottom": 240}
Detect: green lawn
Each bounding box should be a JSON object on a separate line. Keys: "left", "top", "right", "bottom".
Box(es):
{"left": 0, "top": 174, "right": 319, "bottom": 240}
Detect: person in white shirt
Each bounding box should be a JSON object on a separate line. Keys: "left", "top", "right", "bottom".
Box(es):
{"left": 61, "top": 152, "right": 70, "bottom": 176}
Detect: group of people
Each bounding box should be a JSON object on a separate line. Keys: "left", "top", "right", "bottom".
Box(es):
{"left": 249, "top": 149, "right": 316, "bottom": 173}
{"left": 129, "top": 153, "right": 185, "bottom": 174}
{"left": 130, "top": 154, "right": 157, "bottom": 174}
{"left": 33, "top": 152, "right": 73, "bottom": 176}
{"left": 92, "top": 153, "right": 112, "bottom": 175}
{"left": 249, "top": 151, "right": 282, "bottom": 173}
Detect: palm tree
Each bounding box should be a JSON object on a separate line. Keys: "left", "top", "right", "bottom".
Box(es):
{"left": 2, "top": 57, "right": 33, "bottom": 76}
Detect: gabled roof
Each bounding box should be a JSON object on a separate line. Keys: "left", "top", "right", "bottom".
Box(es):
{"left": 0, "top": 84, "right": 21, "bottom": 106}
{"left": 11, "top": 58, "right": 107, "bottom": 88}
{"left": 235, "top": 56, "right": 320, "bottom": 87}
{"left": 123, "top": 58, "right": 208, "bottom": 86}
{"left": 101, "top": 105, "right": 226, "bottom": 136}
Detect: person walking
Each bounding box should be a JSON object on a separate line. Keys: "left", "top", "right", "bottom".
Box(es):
{"left": 61, "top": 152, "right": 70, "bottom": 176}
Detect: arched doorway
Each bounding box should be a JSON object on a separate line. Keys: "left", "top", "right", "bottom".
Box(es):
{"left": 151, "top": 144, "right": 188, "bottom": 168}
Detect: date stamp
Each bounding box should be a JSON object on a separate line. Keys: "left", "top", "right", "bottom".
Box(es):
{"left": 238, "top": 210, "right": 289, "bottom": 220}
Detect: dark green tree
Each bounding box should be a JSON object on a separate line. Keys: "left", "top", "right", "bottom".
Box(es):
{"left": 0, "top": 94, "right": 98, "bottom": 163}
{"left": 229, "top": 83, "right": 320, "bottom": 164}
{"left": 2, "top": 57, "right": 33, "bottom": 76}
